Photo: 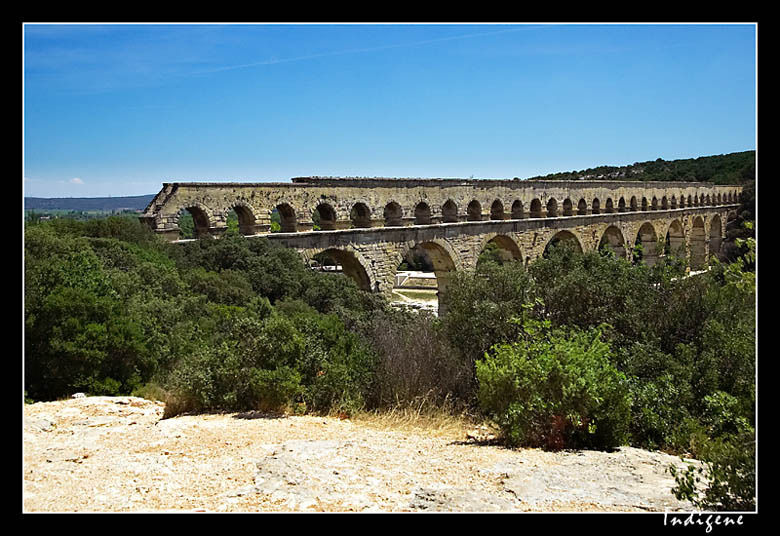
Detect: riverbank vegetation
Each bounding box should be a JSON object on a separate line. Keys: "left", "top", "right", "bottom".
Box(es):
{"left": 24, "top": 197, "right": 756, "bottom": 510}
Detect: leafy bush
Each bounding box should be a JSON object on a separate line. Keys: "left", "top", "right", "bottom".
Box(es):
{"left": 476, "top": 317, "right": 631, "bottom": 450}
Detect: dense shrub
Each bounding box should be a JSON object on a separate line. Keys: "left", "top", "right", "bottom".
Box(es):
{"left": 476, "top": 318, "right": 631, "bottom": 450}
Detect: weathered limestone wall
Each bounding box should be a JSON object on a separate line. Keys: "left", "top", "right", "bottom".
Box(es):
{"left": 140, "top": 178, "right": 742, "bottom": 241}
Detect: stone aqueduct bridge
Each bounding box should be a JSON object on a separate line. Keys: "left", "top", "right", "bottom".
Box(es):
{"left": 140, "top": 177, "right": 742, "bottom": 312}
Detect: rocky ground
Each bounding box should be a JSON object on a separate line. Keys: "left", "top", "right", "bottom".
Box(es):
{"left": 23, "top": 396, "right": 700, "bottom": 513}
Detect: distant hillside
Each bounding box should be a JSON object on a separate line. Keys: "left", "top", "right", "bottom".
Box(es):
{"left": 24, "top": 194, "right": 155, "bottom": 212}
{"left": 525, "top": 151, "right": 755, "bottom": 185}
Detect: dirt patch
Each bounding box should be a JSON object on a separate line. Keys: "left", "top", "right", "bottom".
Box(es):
{"left": 23, "top": 396, "right": 698, "bottom": 512}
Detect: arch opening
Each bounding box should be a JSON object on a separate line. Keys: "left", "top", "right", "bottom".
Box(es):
{"left": 442, "top": 200, "right": 459, "bottom": 223}
{"left": 709, "top": 215, "right": 723, "bottom": 263}
{"left": 414, "top": 202, "right": 432, "bottom": 225}
{"left": 392, "top": 241, "right": 457, "bottom": 316}
{"left": 530, "top": 198, "right": 544, "bottom": 218}
{"left": 690, "top": 217, "right": 707, "bottom": 270}
{"left": 665, "top": 219, "right": 686, "bottom": 260}
{"left": 546, "top": 198, "right": 558, "bottom": 218}
{"left": 478, "top": 235, "right": 523, "bottom": 267}
{"left": 383, "top": 202, "right": 403, "bottom": 227}
{"left": 350, "top": 203, "right": 372, "bottom": 228}
{"left": 312, "top": 248, "right": 372, "bottom": 291}
{"left": 511, "top": 200, "right": 524, "bottom": 219}
{"left": 314, "top": 203, "right": 337, "bottom": 231}
{"left": 543, "top": 230, "right": 583, "bottom": 258}
{"left": 272, "top": 204, "right": 297, "bottom": 233}
{"left": 490, "top": 200, "right": 505, "bottom": 220}
{"left": 176, "top": 206, "right": 210, "bottom": 239}
{"left": 634, "top": 222, "right": 659, "bottom": 266}
{"left": 598, "top": 225, "right": 627, "bottom": 259}
{"left": 467, "top": 200, "right": 482, "bottom": 221}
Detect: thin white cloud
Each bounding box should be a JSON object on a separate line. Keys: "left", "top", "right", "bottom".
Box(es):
{"left": 196, "top": 25, "right": 543, "bottom": 75}
{"left": 69, "top": 177, "right": 84, "bottom": 184}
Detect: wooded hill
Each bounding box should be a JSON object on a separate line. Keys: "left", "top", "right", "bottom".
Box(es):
{"left": 524, "top": 150, "right": 755, "bottom": 185}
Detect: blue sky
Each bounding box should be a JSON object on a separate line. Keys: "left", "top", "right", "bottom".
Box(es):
{"left": 23, "top": 23, "right": 756, "bottom": 198}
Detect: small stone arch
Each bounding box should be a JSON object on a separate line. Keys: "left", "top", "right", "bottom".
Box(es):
{"left": 679, "top": 194, "right": 686, "bottom": 208}
{"left": 618, "top": 197, "right": 627, "bottom": 212}
{"left": 441, "top": 199, "right": 459, "bottom": 223}
{"left": 313, "top": 201, "right": 338, "bottom": 231}
{"left": 173, "top": 203, "right": 213, "bottom": 239}
{"left": 605, "top": 198, "right": 615, "bottom": 213}
{"left": 274, "top": 203, "right": 298, "bottom": 233}
{"left": 467, "top": 200, "right": 483, "bottom": 221}
{"left": 414, "top": 201, "right": 433, "bottom": 225}
{"left": 546, "top": 198, "right": 558, "bottom": 217}
{"left": 529, "top": 198, "right": 544, "bottom": 218}
{"left": 383, "top": 201, "right": 403, "bottom": 227}
{"left": 630, "top": 196, "right": 638, "bottom": 211}
{"left": 577, "top": 198, "right": 588, "bottom": 216}
{"left": 224, "top": 200, "right": 259, "bottom": 236}
{"left": 661, "top": 196, "right": 668, "bottom": 210}
{"left": 670, "top": 195, "right": 677, "bottom": 209}
{"left": 490, "top": 199, "right": 506, "bottom": 220}
{"left": 592, "top": 198, "right": 601, "bottom": 215}
{"left": 562, "top": 198, "right": 574, "bottom": 216}
{"left": 511, "top": 200, "right": 524, "bottom": 219}
{"left": 641, "top": 197, "right": 649, "bottom": 211}
{"left": 350, "top": 202, "right": 372, "bottom": 228}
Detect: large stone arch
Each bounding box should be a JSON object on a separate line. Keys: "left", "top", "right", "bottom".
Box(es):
{"left": 634, "top": 222, "right": 659, "bottom": 266}
{"left": 394, "top": 238, "right": 463, "bottom": 315}
{"left": 543, "top": 230, "right": 584, "bottom": 258}
{"left": 665, "top": 219, "right": 686, "bottom": 260}
{"left": 477, "top": 233, "right": 523, "bottom": 265}
{"left": 307, "top": 246, "right": 377, "bottom": 292}
{"left": 709, "top": 214, "right": 723, "bottom": 262}
{"left": 598, "top": 225, "right": 628, "bottom": 259}
{"left": 690, "top": 216, "right": 707, "bottom": 270}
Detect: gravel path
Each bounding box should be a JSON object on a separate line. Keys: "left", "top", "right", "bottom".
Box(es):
{"left": 23, "top": 396, "right": 699, "bottom": 513}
